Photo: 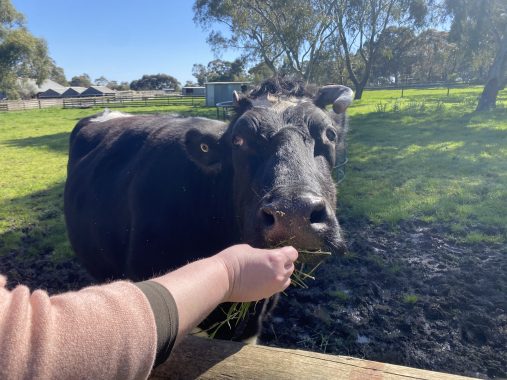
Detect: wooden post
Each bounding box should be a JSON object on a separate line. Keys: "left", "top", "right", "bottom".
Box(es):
{"left": 149, "top": 336, "right": 476, "bottom": 380}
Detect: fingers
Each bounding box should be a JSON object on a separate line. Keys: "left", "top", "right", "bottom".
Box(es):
{"left": 282, "top": 276, "right": 292, "bottom": 291}
{"left": 279, "top": 246, "right": 298, "bottom": 262}
{"left": 284, "top": 260, "right": 294, "bottom": 270}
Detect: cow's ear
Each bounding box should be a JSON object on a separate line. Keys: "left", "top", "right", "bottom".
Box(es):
{"left": 314, "top": 85, "right": 354, "bottom": 114}
{"left": 233, "top": 90, "right": 253, "bottom": 114}
{"left": 184, "top": 128, "right": 224, "bottom": 174}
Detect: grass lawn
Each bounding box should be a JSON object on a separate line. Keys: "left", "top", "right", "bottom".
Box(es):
{"left": 341, "top": 86, "right": 507, "bottom": 244}
{"left": 0, "top": 86, "right": 506, "bottom": 264}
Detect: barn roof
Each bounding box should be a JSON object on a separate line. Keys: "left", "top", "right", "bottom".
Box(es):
{"left": 62, "top": 87, "right": 86, "bottom": 94}
{"left": 81, "top": 86, "right": 116, "bottom": 96}
{"left": 18, "top": 78, "right": 66, "bottom": 92}
{"left": 38, "top": 87, "right": 67, "bottom": 98}
{"left": 68, "top": 86, "right": 87, "bottom": 92}
{"left": 91, "top": 86, "right": 115, "bottom": 93}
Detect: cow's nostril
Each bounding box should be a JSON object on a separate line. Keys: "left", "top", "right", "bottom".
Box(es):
{"left": 310, "top": 205, "right": 328, "bottom": 224}
{"left": 261, "top": 208, "right": 276, "bottom": 228}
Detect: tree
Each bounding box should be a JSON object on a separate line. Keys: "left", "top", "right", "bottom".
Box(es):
{"left": 408, "top": 29, "right": 458, "bottom": 82}
{"left": 194, "top": 0, "right": 337, "bottom": 82}
{"left": 130, "top": 74, "right": 180, "bottom": 91}
{"left": 108, "top": 80, "right": 130, "bottom": 91}
{"left": 94, "top": 75, "right": 109, "bottom": 86}
{"left": 69, "top": 73, "right": 92, "bottom": 87}
{"left": 49, "top": 63, "right": 68, "bottom": 86}
{"left": 330, "top": 0, "right": 431, "bottom": 99}
{"left": 371, "top": 26, "right": 416, "bottom": 84}
{"left": 192, "top": 58, "right": 248, "bottom": 84}
{"left": 248, "top": 61, "right": 275, "bottom": 83}
{"left": 0, "top": 0, "right": 53, "bottom": 98}
{"left": 445, "top": 0, "right": 507, "bottom": 111}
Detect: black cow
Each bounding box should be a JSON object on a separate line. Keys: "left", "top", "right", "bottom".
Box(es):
{"left": 64, "top": 78, "right": 353, "bottom": 340}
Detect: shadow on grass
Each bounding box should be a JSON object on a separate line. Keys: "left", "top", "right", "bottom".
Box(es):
{"left": 342, "top": 106, "right": 507, "bottom": 242}
{"left": 5, "top": 131, "right": 70, "bottom": 154}
{"left": 0, "top": 182, "right": 94, "bottom": 293}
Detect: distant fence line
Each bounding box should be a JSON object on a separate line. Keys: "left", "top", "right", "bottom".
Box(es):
{"left": 365, "top": 81, "right": 482, "bottom": 97}
{"left": 62, "top": 94, "right": 204, "bottom": 109}
{"left": 0, "top": 98, "right": 63, "bottom": 112}
{"left": 0, "top": 94, "right": 205, "bottom": 112}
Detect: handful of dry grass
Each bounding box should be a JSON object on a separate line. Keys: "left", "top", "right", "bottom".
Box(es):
{"left": 205, "top": 249, "right": 331, "bottom": 339}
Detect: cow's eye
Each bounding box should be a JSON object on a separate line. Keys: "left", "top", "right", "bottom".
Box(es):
{"left": 326, "top": 129, "right": 337, "bottom": 142}
{"left": 200, "top": 143, "right": 209, "bottom": 153}
{"left": 232, "top": 135, "right": 244, "bottom": 147}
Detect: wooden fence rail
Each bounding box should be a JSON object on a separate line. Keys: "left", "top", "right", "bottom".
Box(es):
{"left": 62, "top": 95, "right": 205, "bottom": 109}
{"left": 149, "top": 336, "right": 477, "bottom": 380}
{"left": 0, "top": 98, "right": 63, "bottom": 111}
{"left": 0, "top": 95, "right": 205, "bottom": 112}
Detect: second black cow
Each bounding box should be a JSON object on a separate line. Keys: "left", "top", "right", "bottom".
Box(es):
{"left": 64, "top": 77, "right": 353, "bottom": 340}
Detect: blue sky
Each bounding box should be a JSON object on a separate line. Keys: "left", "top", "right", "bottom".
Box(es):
{"left": 12, "top": 1, "right": 239, "bottom": 85}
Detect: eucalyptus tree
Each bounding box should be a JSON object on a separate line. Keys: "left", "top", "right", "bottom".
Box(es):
{"left": 69, "top": 74, "right": 92, "bottom": 88}
{"left": 193, "top": 0, "right": 336, "bottom": 82}
{"left": 446, "top": 0, "right": 507, "bottom": 111}
{"left": 329, "top": 0, "right": 431, "bottom": 99}
{"left": 371, "top": 26, "right": 416, "bottom": 84}
{"left": 409, "top": 29, "right": 458, "bottom": 82}
{"left": 0, "top": 0, "right": 52, "bottom": 98}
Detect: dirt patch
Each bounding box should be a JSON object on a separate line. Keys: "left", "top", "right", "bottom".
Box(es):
{"left": 1, "top": 219, "right": 505, "bottom": 378}
{"left": 0, "top": 249, "right": 94, "bottom": 294}
{"left": 261, "top": 220, "right": 507, "bottom": 379}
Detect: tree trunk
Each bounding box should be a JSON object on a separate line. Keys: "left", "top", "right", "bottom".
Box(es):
{"left": 477, "top": 78, "right": 502, "bottom": 111}
{"left": 354, "top": 85, "right": 365, "bottom": 99}
{"left": 476, "top": 23, "right": 507, "bottom": 111}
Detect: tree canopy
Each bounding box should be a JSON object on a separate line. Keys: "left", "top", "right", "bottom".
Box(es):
{"left": 445, "top": 0, "right": 507, "bottom": 110}
{"left": 69, "top": 73, "right": 92, "bottom": 88}
{"left": 130, "top": 74, "right": 181, "bottom": 91}
{"left": 194, "top": 0, "right": 433, "bottom": 99}
{"left": 0, "top": 0, "right": 53, "bottom": 98}
{"left": 192, "top": 58, "right": 248, "bottom": 85}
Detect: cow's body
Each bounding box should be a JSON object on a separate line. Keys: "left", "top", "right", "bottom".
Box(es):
{"left": 64, "top": 78, "right": 353, "bottom": 340}
{"left": 65, "top": 115, "right": 234, "bottom": 280}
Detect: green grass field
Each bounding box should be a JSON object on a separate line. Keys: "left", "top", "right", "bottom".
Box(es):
{"left": 342, "top": 86, "right": 507, "bottom": 244}
{"left": 0, "top": 86, "right": 506, "bottom": 263}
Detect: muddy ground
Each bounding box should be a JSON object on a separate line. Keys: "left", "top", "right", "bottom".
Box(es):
{"left": 1, "top": 219, "right": 505, "bottom": 378}
{"left": 261, "top": 220, "right": 507, "bottom": 379}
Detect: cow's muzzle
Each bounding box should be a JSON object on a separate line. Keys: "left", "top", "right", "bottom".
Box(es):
{"left": 258, "top": 193, "right": 337, "bottom": 251}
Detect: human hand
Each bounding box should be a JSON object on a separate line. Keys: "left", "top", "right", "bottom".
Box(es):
{"left": 215, "top": 244, "right": 298, "bottom": 302}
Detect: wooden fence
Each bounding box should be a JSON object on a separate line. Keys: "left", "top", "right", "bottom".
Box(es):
{"left": 0, "top": 95, "right": 205, "bottom": 112}
{"left": 62, "top": 95, "right": 205, "bottom": 109}
{"left": 149, "top": 336, "right": 476, "bottom": 379}
{"left": 0, "top": 98, "right": 63, "bottom": 112}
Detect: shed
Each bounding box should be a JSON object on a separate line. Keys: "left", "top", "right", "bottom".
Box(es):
{"left": 38, "top": 87, "right": 67, "bottom": 98}
{"left": 62, "top": 87, "right": 87, "bottom": 98}
{"left": 181, "top": 86, "right": 205, "bottom": 96}
{"left": 81, "top": 86, "right": 116, "bottom": 97}
{"left": 205, "top": 82, "right": 249, "bottom": 107}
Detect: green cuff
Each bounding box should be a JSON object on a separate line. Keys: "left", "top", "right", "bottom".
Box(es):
{"left": 135, "top": 280, "right": 179, "bottom": 367}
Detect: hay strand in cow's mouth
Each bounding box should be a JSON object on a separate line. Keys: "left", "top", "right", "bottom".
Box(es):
{"left": 205, "top": 248, "right": 331, "bottom": 339}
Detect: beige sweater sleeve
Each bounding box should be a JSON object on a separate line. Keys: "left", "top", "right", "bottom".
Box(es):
{"left": 0, "top": 275, "right": 157, "bottom": 380}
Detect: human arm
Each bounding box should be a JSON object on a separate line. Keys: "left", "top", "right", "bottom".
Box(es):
{"left": 151, "top": 244, "right": 298, "bottom": 344}
{"left": 0, "top": 244, "right": 297, "bottom": 379}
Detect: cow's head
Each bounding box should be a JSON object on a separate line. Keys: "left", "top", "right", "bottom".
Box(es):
{"left": 226, "top": 78, "right": 352, "bottom": 256}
